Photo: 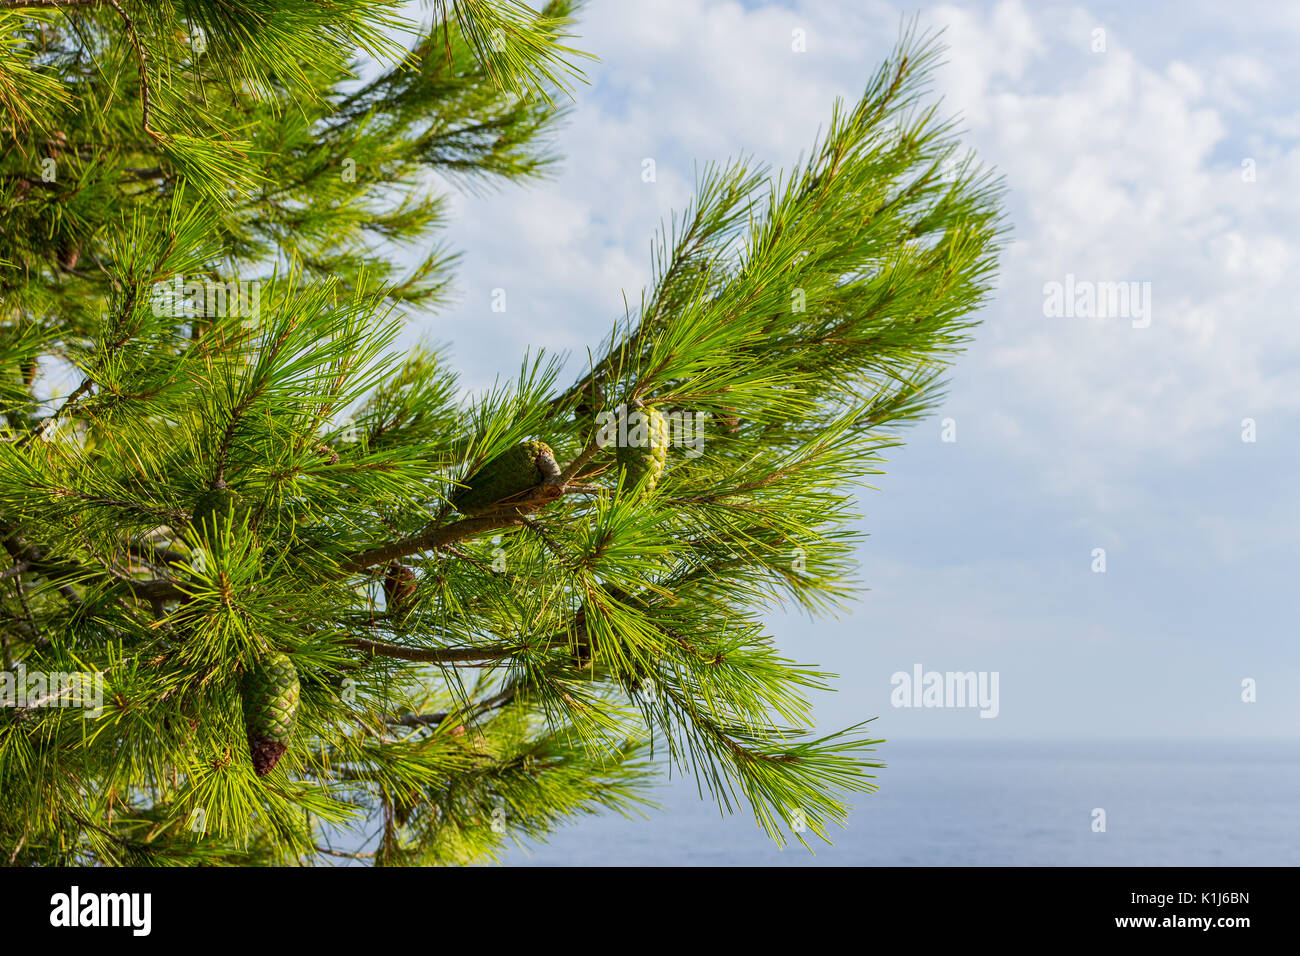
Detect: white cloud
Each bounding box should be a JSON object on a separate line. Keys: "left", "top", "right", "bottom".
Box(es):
{"left": 879, "top": 3, "right": 1300, "bottom": 510}
{"left": 422, "top": 0, "right": 1300, "bottom": 513}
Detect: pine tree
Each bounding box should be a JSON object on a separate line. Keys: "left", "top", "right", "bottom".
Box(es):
{"left": 0, "top": 3, "right": 1004, "bottom": 865}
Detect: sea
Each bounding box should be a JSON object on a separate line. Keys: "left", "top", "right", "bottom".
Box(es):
{"left": 499, "top": 738, "right": 1300, "bottom": 866}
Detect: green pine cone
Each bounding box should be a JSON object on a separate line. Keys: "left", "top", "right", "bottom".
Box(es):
{"left": 241, "top": 651, "right": 300, "bottom": 777}
{"left": 191, "top": 485, "right": 243, "bottom": 552}
{"left": 452, "top": 440, "right": 554, "bottom": 515}
{"left": 616, "top": 407, "right": 669, "bottom": 492}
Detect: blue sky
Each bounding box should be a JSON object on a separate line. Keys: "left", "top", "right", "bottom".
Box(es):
{"left": 398, "top": 0, "right": 1299, "bottom": 739}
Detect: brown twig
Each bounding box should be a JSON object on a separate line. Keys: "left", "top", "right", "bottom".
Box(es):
{"left": 351, "top": 625, "right": 576, "bottom": 665}
{"left": 348, "top": 635, "right": 518, "bottom": 664}
{"left": 0, "top": 1, "right": 101, "bottom": 8}
{"left": 6, "top": 830, "right": 27, "bottom": 865}
{"left": 385, "top": 686, "right": 519, "bottom": 728}
{"left": 557, "top": 436, "right": 602, "bottom": 486}
{"left": 105, "top": 0, "right": 164, "bottom": 143}
{"left": 314, "top": 845, "right": 375, "bottom": 860}
{"left": 0, "top": 560, "right": 32, "bottom": 582}
{"left": 339, "top": 513, "right": 523, "bottom": 574}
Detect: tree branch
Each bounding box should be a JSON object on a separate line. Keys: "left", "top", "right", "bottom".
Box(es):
{"left": 385, "top": 686, "right": 519, "bottom": 728}
{"left": 348, "top": 635, "right": 518, "bottom": 663}
{"left": 313, "top": 845, "right": 375, "bottom": 859}
{"left": 0, "top": 560, "right": 32, "bottom": 582}
{"left": 338, "top": 442, "right": 601, "bottom": 575}
{"left": 339, "top": 513, "right": 522, "bottom": 574}
{"left": 558, "top": 435, "right": 602, "bottom": 486}
{"left": 105, "top": 0, "right": 164, "bottom": 143}
{"left": 0, "top": 1, "right": 101, "bottom": 8}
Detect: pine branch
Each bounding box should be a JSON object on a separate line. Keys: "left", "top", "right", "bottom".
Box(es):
{"left": 104, "top": 0, "right": 161, "bottom": 143}
{"left": 0, "top": 1, "right": 101, "bottom": 8}
{"left": 0, "top": 16, "right": 1003, "bottom": 864}
{"left": 340, "top": 514, "right": 523, "bottom": 573}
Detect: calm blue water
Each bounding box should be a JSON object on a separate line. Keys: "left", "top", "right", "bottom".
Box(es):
{"left": 501, "top": 739, "right": 1300, "bottom": 866}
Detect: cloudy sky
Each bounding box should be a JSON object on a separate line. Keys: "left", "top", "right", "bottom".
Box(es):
{"left": 404, "top": 0, "right": 1298, "bottom": 740}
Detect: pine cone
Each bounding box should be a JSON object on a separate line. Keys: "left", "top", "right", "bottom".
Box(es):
{"left": 241, "top": 651, "right": 300, "bottom": 777}
{"left": 714, "top": 409, "right": 741, "bottom": 434}
{"left": 569, "top": 605, "right": 592, "bottom": 667}
{"left": 57, "top": 239, "right": 80, "bottom": 271}
{"left": 191, "top": 484, "right": 243, "bottom": 554}
{"left": 616, "top": 407, "right": 669, "bottom": 492}
{"left": 452, "top": 440, "right": 556, "bottom": 515}
{"left": 383, "top": 562, "right": 417, "bottom": 616}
